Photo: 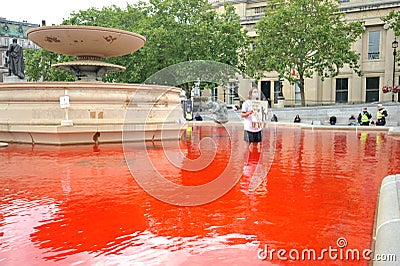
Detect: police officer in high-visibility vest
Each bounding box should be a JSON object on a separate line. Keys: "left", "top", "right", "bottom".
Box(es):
{"left": 357, "top": 107, "right": 372, "bottom": 126}
{"left": 375, "top": 104, "right": 388, "bottom": 126}
{"left": 185, "top": 109, "right": 193, "bottom": 121}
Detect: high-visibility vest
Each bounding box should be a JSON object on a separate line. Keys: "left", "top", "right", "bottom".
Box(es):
{"left": 377, "top": 109, "right": 385, "bottom": 119}
{"left": 186, "top": 112, "right": 192, "bottom": 120}
{"left": 361, "top": 112, "right": 370, "bottom": 123}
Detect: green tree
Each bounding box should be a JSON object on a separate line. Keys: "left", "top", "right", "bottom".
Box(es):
{"left": 24, "top": 0, "right": 248, "bottom": 95}
{"left": 248, "top": 0, "right": 364, "bottom": 106}
{"left": 382, "top": 11, "right": 400, "bottom": 67}
{"left": 382, "top": 10, "right": 400, "bottom": 35}
{"left": 24, "top": 49, "right": 75, "bottom": 81}
{"left": 141, "top": 0, "right": 247, "bottom": 92}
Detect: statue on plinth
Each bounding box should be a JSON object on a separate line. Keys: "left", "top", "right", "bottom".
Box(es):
{"left": 6, "top": 38, "right": 25, "bottom": 79}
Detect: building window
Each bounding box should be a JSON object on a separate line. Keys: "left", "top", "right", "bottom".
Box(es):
{"left": 273, "top": 81, "right": 280, "bottom": 104}
{"left": 339, "top": 0, "right": 349, "bottom": 2}
{"left": 255, "top": 7, "right": 265, "bottom": 14}
{"left": 335, "top": 78, "right": 348, "bottom": 103}
{"left": 368, "top": 31, "right": 380, "bottom": 60}
{"left": 366, "top": 77, "right": 379, "bottom": 103}
{"left": 260, "top": 81, "right": 271, "bottom": 102}
{"left": 4, "top": 38, "right": 9, "bottom": 47}
{"left": 228, "top": 82, "right": 238, "bottom": 104}
{"left": 212, "top": 87, "right": 217, "bottom": 102}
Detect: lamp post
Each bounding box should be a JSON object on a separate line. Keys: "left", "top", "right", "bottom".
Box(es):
{"left": 392, "top": 39, "right": 398, "bottom": 102}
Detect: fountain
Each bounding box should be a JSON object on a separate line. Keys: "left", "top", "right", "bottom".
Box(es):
{"left": 0, "top": 26, "right": 184, "bottom": 145}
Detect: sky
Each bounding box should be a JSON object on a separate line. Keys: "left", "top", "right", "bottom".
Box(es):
{"left": 1, "top": 0, "right": 143, "bottom": 26}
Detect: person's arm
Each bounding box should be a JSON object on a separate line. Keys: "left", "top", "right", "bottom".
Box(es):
{"left": 241, "top": 101, "right": 253, "bottom": 118}
{"left": 242, "top": 110, "right": 253, "bottom": 118}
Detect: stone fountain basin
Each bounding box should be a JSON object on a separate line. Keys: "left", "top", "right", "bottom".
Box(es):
{"left": 27, "top": 26, "right": 146, "bottom": 58}
{"left": 0, "top": 82, "right": 185, "bottom": 145}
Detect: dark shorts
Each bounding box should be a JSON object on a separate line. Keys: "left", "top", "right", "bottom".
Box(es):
{"left": 244, "top": 130, "right": 262, "bottom": 143}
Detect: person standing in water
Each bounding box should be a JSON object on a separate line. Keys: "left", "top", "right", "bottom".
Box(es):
{"left": 241, "top": 88, "right": 263, "bottom": 152}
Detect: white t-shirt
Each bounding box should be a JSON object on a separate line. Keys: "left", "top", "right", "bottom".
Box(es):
{"left": 242, "top": 100, "right": 263, "bottom": 133}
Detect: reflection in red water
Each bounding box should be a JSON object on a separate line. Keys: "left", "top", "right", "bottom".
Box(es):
{"left": 0, "top": 126, "right": 399, "bottom": 265}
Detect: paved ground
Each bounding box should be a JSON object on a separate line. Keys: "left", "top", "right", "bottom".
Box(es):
{"left": 197, "top": 102, "right": 400, "bottom": 126}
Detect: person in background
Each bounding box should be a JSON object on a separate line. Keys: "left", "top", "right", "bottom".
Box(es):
{"left": 375, "top": 104, "right": 388, "bottom": 126}
{"left": 242, "top": 88, "right": 263, "bottom": 152}
{"left": 267, "top": 98, "right": 272, "bottom": 108}
{"left": 185, "top": 109, "right": 193, "bottom": 121}
{"left": 294, "top": 114, "right": 301, "bottom": 123}
{"left": 271, "top": 114, "right": 278, "bottom": 122}
{"left": 194, "top": 112, "right": 203, "bottom": 121}
{"left": 348, "top": 114, "right": 357, "bottom": 126}
{"left": 329, "top": 116, "right": 337, "bottom": 125}
{"left": 357, "top": 107, "right": 372, "bottom": 126}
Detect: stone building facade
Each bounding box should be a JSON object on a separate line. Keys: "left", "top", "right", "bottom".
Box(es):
{"left": 211, "top": 0, "right": 400, "bottom": 106}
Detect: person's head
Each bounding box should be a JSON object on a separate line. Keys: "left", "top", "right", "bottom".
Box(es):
{"left": 363, "top": 107, "right": 367, "bottom": 112}
{"left": 377, "top": 104, "right": 383, "bottom": 110}
{"left": 248, "top": 88, "right": 259, "bottom": 100}
{"left": 12, "top": 38, "right": 17, "bottom": 44}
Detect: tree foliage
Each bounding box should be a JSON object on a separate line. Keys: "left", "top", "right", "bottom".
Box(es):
{"left": 382, "top": 10, "right": 400, "bottom": 35}
{"left": 248, "top": 0, "right": 364, "bottom": 106}
{"left": 24, "top": 0, "right": 248, "bottom": 93}
{"left": 24, "top": 49, "right": 75, "bottom": 81}
{"left": 382, "top": 10, "right": 400, "bottom": 64}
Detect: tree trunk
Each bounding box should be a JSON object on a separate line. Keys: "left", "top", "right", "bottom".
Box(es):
{"left": 299, "top": 75, "right": 306, "bottom": 106}
{"left": 182, "top": 83, "right": 190, "bottom": 97}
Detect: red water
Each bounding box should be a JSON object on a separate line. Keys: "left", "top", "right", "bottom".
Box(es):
{"left": 1, "top": 126, "right": 399, "bottom": 265}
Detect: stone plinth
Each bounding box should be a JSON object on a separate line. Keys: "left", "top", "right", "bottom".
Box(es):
{"left": 277, "top": 96, "right": 285, "bottom": 108}
{"left": 2, "top": 74, "right": 27, "bottom": 83}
